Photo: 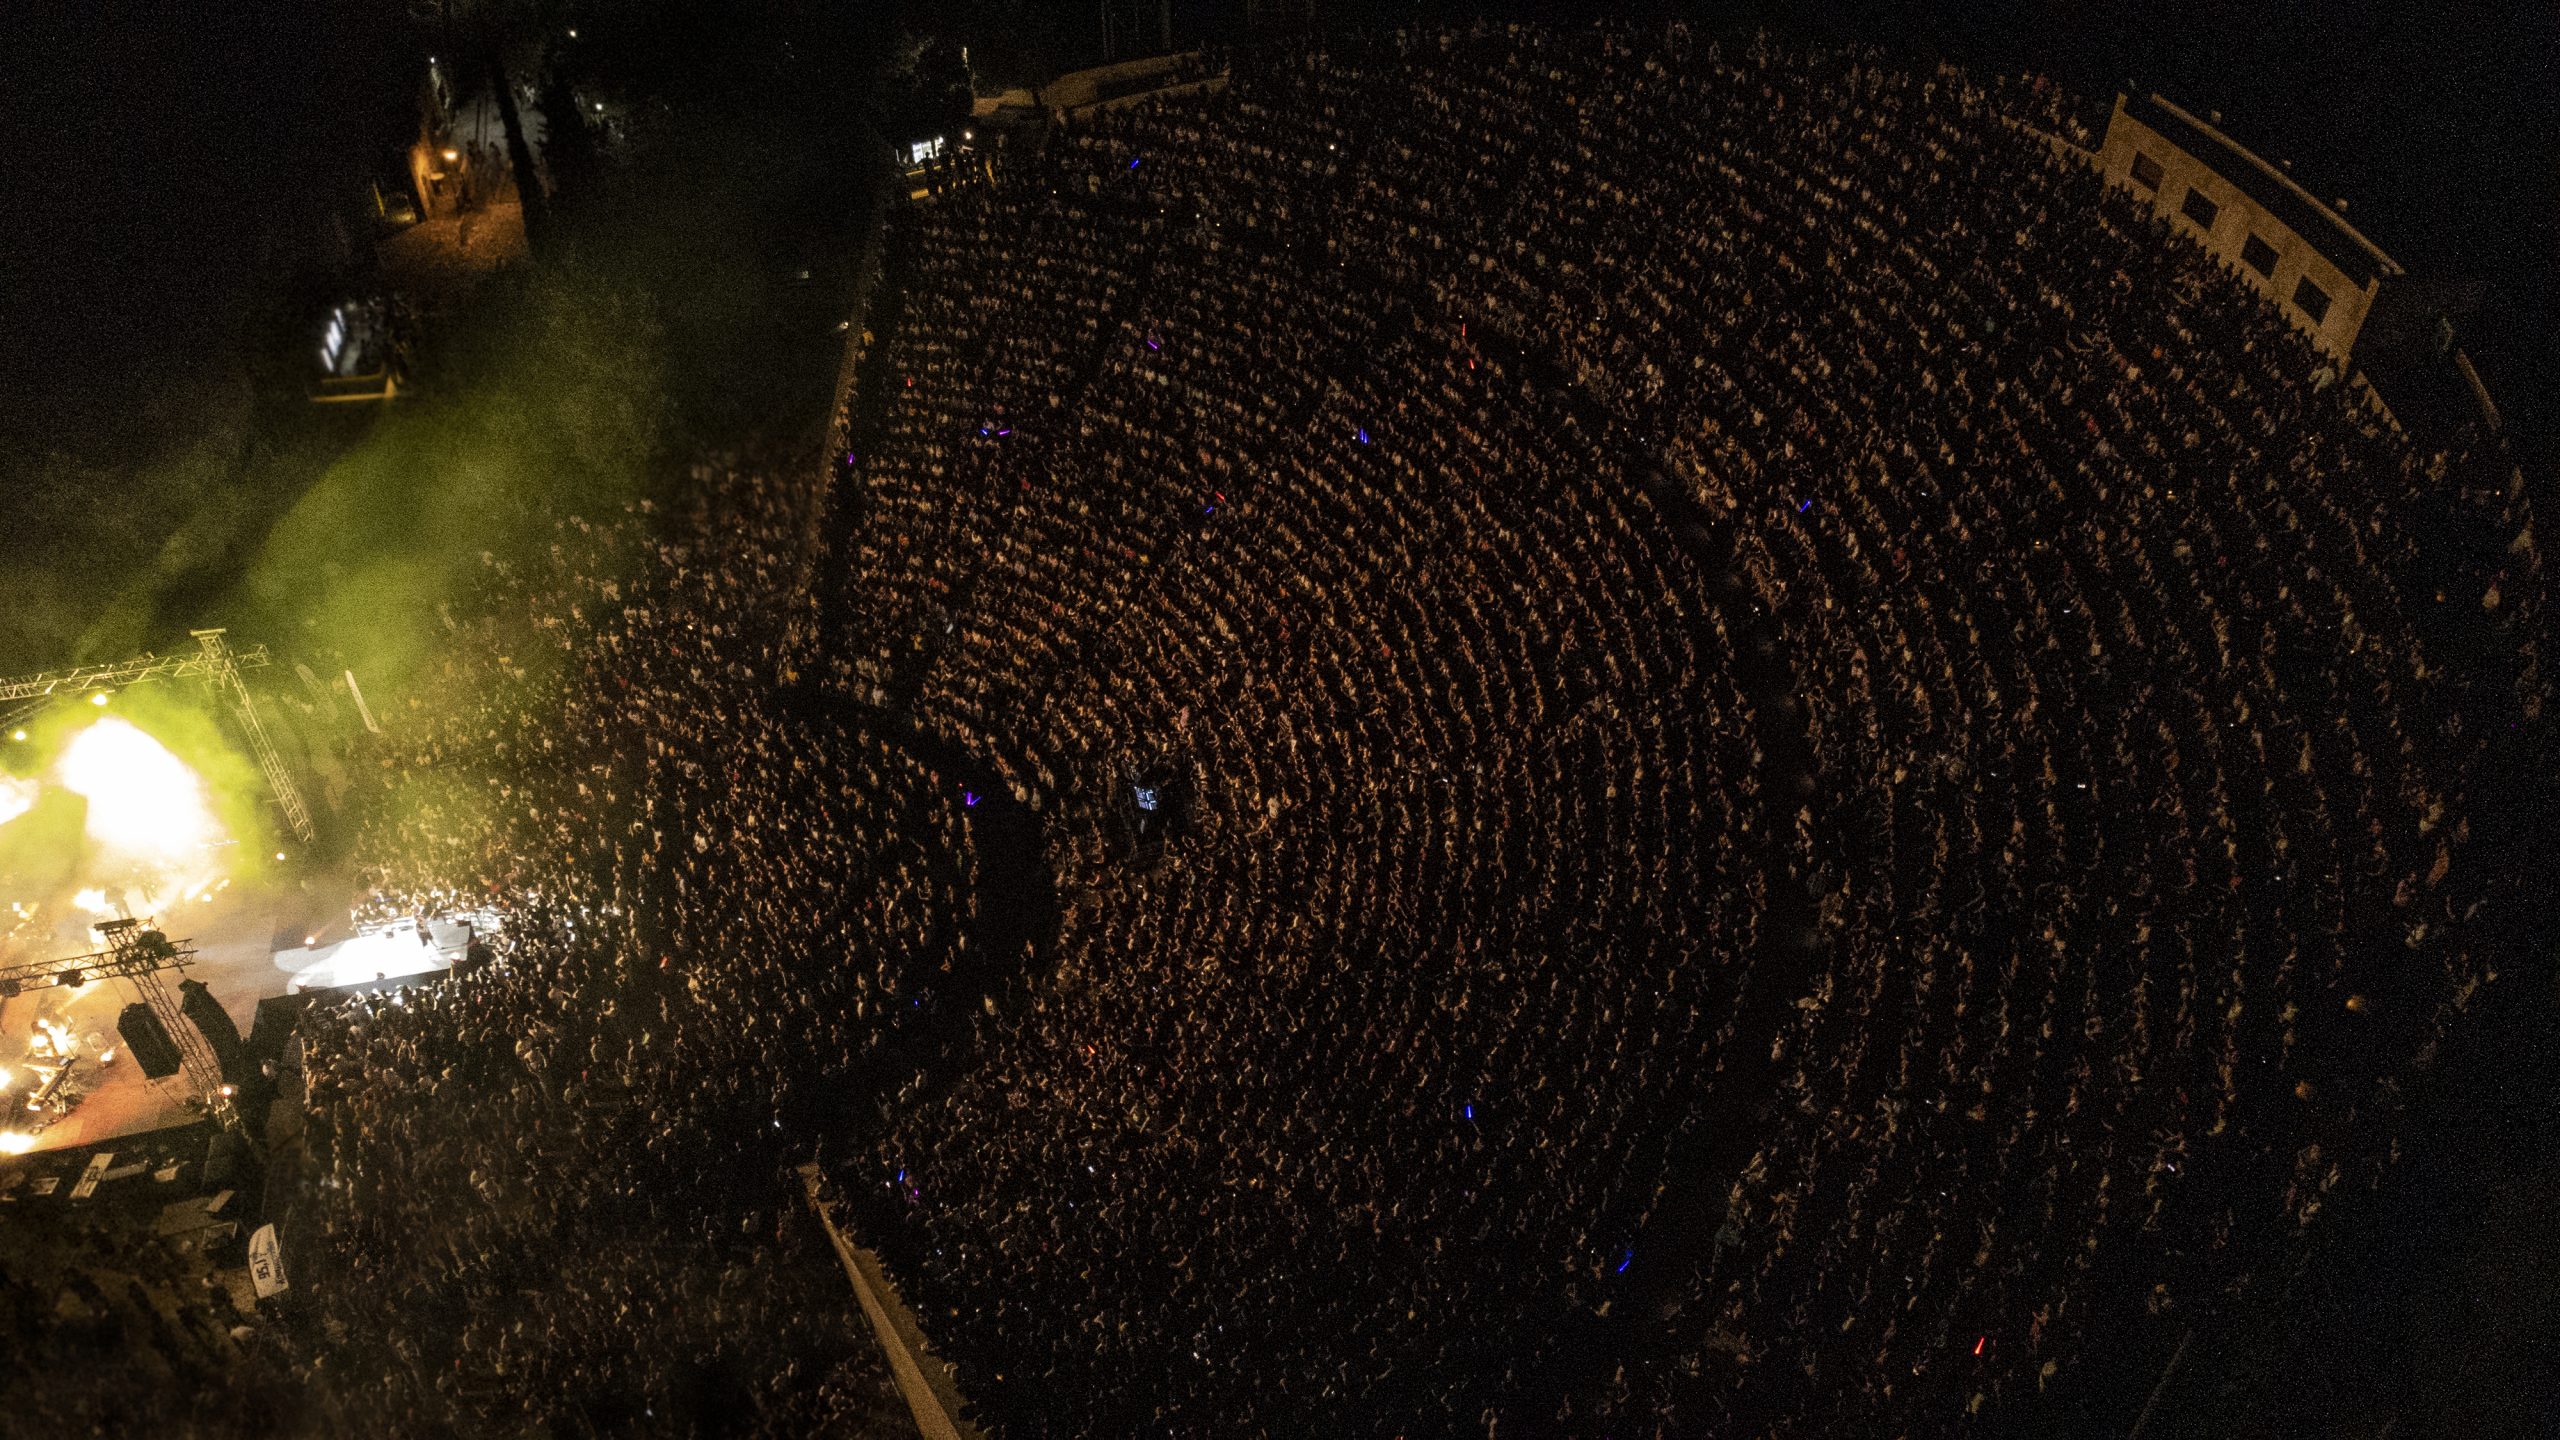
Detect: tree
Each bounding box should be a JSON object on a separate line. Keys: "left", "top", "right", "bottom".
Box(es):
{"left": 481, "top": 32, "right": 552, "bottom": 251}
{"left": 413, "top": 0, "right": 583, "bottom": 255}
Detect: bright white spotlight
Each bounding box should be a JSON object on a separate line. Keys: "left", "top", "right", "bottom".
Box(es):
{"left": 54, "top": 718, "right": 226, "bottom": 865}
{"left": 0, "top": 775, "right": 35, "bottom": 829}
{"left": 0, "top": 1132, "right": 34, "bottom": 1156}
{"left": 88, "top": 692, "right": 109, "bottom": 707}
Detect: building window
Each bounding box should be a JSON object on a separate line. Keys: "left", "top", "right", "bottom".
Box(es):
{"left": 2179, "top": 186, "right": 2221, "bottom": 231}
{"left": 2293, "top": 276, "right": 2332, "bottom": 325}
{"left": 2129, "top": 151, "right": 2164, "bottom": 190}
{"left": 2241, "top": 233, "right": 2278, "bottom": 277}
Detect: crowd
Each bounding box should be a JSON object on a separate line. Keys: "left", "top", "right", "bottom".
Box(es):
{"left": 821, "top": 20, "right": 2546, "bottom": 1438}
{"left": 0, "top": 1133, "right": 297, "bottom": 1438}
{"left": 272, "top": 451, "right": 926, "bottom": 1436}
{"left": 59, "top": 18, "right": 2528, "bottom": 1440}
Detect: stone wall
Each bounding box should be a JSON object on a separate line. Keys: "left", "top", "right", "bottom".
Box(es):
{"left": 2097, "top": 93, "right": 2404, "bottom": 362}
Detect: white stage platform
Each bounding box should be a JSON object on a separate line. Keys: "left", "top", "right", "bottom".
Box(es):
{"left": 274, "top": 914, "right": 487, "bottom": 993}
{"left": 3, "top": 900, "right": 496, "bottom": 1155}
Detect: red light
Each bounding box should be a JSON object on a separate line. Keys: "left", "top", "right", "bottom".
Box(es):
{"left": 1973, "top": 1336, "right": 1987, "bottom": 1357}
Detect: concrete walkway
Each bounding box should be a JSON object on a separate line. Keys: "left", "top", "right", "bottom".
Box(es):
{"left": 797, "top": 1164, "right": 987, "bottom": 1440}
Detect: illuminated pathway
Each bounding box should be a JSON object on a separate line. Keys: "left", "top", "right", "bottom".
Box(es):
{"left": 800, "top": 1163, "right": 989, "bottom": 1440}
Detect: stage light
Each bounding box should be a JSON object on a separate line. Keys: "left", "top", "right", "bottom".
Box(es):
{"left": 275, "top": 852, "right": 287, "bottom": 862}
{"left": 0, "top": 1131, "right": 33, "bottom": 1156}
{"left": 55, "top": 719, "right": 225, "bottom": 866}
{"left": 442, "top": 148, "right": 460, "bottom": 162}
{"left": 88, "top": 692, "right": 109, "bottom": 706}
{"left": 9, "top": 728, "right": 24, "bottom": 741}
{"left": 284, "top": 925, "right": 449, "bottom": 991}
{"left": 0, "top": 776, "right": 34, "bottom": 828}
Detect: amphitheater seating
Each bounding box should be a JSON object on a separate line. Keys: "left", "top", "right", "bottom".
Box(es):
{"left": 256, "top": 22, "right": 2545, "bottom": 1440}
{"left": 818, "top": 23, "right": 2541, "bottom": 1436}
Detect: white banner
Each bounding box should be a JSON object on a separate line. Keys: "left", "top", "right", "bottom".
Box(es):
{"left": 69, "top": 1153, "right": 114, "bottom": 1201}
{"left": 249, "top": 1223, "right": 290, "bottom": 1298}
{"left": 345, "top": 669, "right": 382, "bottom": 735}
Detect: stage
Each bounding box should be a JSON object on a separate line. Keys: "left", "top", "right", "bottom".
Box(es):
{"left": 274, "top": 913, "right": 480, "bottom": 992}
{"left": 0, "top": 877, "right": 479, "bottom": 1156}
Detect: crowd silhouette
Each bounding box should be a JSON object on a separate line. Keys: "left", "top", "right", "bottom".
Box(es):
{"left": 278, "top": 459, "right": 921, "bottom": 1435}
{"left": 0, "top": 1132, "right": 295, "bottom": 1437}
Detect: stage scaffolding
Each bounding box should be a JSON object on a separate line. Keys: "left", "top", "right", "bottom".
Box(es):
{"left": 1, "top": 920, "right": 239, "bottom": 1134}
{"left": 0, "top": 628, "right": 314, "bottom": 843}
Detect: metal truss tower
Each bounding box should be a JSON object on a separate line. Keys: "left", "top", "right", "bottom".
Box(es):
{"left": 191, "top": 629, "right": 315, "bottom": 843}
{"left": 0, "top": 629, "right": 314, "bottom": 843}
{"left": 1, "top": 920, "right": 238, "bottom": 1133}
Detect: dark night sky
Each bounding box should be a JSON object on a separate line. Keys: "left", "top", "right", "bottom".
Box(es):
{"left": 0, "top": 0, "right": 409, "bottom": 459}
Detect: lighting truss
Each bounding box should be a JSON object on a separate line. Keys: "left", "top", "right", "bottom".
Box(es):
{"left": 0, "top": 629, "right": 313, "bottom": 842}
{"left": 1, "top": 919, "right": 238, "bottom": 1133}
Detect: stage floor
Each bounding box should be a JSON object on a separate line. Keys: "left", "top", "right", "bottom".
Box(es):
{"left": 0, "top": 869, "right": 467, "bottom": 1155}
